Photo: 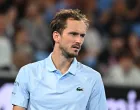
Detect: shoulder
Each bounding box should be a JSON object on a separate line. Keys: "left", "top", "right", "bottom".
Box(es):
{"left": 18, "top": 58, "right": 47, "bottom": 77}
{"left": 76, "top": 62, "right": 104, "bottom": 92}
{"left": 77, "top": 62, "right": 102, "bottom": 81}
{"left": 23, "top": 59, "right": 47, "bottom": 69}
{"left": 21, "top": 59, "right": 46, "bottom": 71}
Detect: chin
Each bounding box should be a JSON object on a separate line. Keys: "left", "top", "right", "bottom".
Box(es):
{"left": 64, "top": 52, "right": 78, "bottom": 58}
{"left": 61, "top": 48, "right": 79, "bottom": 58}
{"left": 69, "top": 52, "right": 79, "bottom": 58}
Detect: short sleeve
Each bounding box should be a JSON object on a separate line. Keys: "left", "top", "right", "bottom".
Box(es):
{"left": 86, "top": 74, "right": 108, "bottom": 110}
{"left": 11, "top": 66, "right": 30, "bottom": 108}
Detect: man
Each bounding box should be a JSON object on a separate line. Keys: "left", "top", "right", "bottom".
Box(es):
{"left": 11, "top": 9, "right": 107, "bottom": 110}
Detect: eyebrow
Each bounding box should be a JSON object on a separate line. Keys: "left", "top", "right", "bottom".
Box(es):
{"left": 68, "top": 32, "right": 85, "bottom": 36}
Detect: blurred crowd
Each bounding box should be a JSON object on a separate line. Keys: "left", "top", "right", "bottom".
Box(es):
{"left": 0, "top": 0, "right": 140, "bottom": 87}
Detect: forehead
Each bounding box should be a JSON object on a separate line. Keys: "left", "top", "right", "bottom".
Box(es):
{"left": 65, "top": 19, "right": 87, "bottom": 33}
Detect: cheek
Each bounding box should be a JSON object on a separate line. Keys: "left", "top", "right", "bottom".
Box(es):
{"left": 81, "top": 38, "right": 85, "bottom": 44}
{"left": 60, "top": 38, "right": 71, "bottom": 49}
{"left": 62, "top": 39, "right": 71, "bottom": 45}
{"left": 62, "top": 37, "right": 73, "bottom": 45}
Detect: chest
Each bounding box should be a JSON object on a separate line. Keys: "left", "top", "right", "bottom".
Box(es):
{"left": 29, "top": 73, "right": 91, "bottom": 106}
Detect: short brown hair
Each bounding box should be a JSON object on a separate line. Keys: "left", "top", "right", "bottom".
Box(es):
{"left": 50, "top": 9, "right": 89, "bottom": 34}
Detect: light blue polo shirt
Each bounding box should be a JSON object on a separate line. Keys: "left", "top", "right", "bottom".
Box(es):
{"left": 11, "top": 53, "right": 107, "bottom": 110}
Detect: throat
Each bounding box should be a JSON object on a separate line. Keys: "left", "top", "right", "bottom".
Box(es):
{"left": 59, "top": 69, "right": 68, "bottom": 75}
{"left": 57, "top": 61, "right": 72, "bottom": 74}
{"left": 51, "top": 52, "right": 73, "bottom": 74}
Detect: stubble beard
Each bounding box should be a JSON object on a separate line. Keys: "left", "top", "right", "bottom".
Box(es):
{"left": 59, "top": 45, "right": 79, "bottom": 58}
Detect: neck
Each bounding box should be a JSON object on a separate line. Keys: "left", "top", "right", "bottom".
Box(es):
{"left": 51, "top": 48, "right": 74, "bottom": 74}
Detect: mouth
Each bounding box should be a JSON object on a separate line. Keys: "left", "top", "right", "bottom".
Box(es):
{"left": 72, "top": 45, "right": 81, "bottom": 50}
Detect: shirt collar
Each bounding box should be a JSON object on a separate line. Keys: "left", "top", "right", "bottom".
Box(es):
{"left": 45, "top": 53, "right": 57, "bottom": 72}
{"left": 67, "top": 58, "right": 77, "bottom": 75}
{"left": 45, "top": 53, "right": 78, "bottom": 75}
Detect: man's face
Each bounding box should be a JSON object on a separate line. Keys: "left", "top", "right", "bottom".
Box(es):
{"left": 58, "top": 19, "right": 87, "bottom": 58}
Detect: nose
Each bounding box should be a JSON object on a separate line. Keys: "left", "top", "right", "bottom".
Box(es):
{"left": 75, "top": 35, "right": 84, "bottom": 44}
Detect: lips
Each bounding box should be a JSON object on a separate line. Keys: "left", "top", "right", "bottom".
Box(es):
{"left": 72, "top": 45, "right": 80, "bottom": 49}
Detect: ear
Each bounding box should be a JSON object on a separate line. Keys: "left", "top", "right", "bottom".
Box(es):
{"left": 53, "top": 31, "right": 61, "bottom": 43}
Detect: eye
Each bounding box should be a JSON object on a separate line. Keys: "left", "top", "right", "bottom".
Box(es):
{"left": 68, "top": 32, "right": 85, "bottom": 38}
{"left": 80, "top": 34, "right": 85, "bottom": 38}
{"left": 70, "top": 32, "right": 78, "bottom": 36}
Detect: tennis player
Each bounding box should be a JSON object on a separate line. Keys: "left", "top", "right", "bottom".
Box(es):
{"left": 11, "top": 9, "right": 108, "bottom": 110}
